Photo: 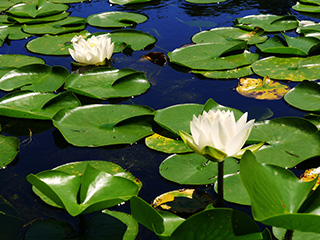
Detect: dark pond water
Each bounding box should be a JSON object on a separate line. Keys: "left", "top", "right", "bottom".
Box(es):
{"left": 0, "top": 0, "right": 317, "bottom": 239}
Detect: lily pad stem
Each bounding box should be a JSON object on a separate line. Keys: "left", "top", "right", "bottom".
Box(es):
{"left": 284, "top": 229, "right": 293, "bottom": 240}
{"left": 217, "top": 161, "right": 224, "bottom": 207}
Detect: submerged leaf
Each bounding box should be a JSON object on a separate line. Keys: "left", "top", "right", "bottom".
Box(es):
{"left": 236, "top": 76, "right": 290, "bottom": 100}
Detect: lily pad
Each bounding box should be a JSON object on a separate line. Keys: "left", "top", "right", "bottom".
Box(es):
{"left": 284, "top": 81, "right": 320, "bottom": 112}
{"left": 0, "top": 64, "right": 69, "bottom": 92}
{"left": 251, "top": 55, "right": 320, "bottom": 81}
{"left": 109, "top": 0, "right": 151, "bottom": 6}
{"left": 0, "top": 54, "right": 45, "bottom": 79}
{"left": 240, "top": 151, "right": 320, "bottom": 233}
{"left": 256, "top": 34, "right": 320, "bottom": 56}
{"left": 0, "top": 134, "right": 19, "bottom": 168}
{"left": 297, "top": 22, "right": 320, "bottom": 40}
{"left": 131, "top": 196, "right": 263, "bottom": 239}
{"left": 64, "top": 67, "right": 150, "bottom": 100}
{"left": 248, "top": 117, "right": 320, "bottom": 168}
{"left": 52, "top": 104, "right": 154, "bottom": 147}
{"left": 27, "top": 30, "right": 156, "bottom": 55}
{"left": 8, "top": 12, "right": 69, "bottom": 24}
{"left": 0, "top": 24, "right": 31, "bottom": 41}
{"left": 234, "top": 14, "right": 298, "bottom": 32}
{"left": 192, "top": 27, "right": 267, "bottom": 45}
{"left": 87, "top": 11, "right": 148, "bottom": 28}
{"left": 292, "top": 2, "right": 320, "bottom": 13}
{"left": 108, "top": 29, "right": 156, "bottom": 51}
{"left": 27, "top": 162, "right": 141, "bottom": 216}
{"left": 152, "top": 189, "right": 215, "bottom": 214}
{"left": 145, "top": 133, "right": 192, "bottom": 154}
{"left": 214, "top": 173, "right": 251, "bottom": 205}
{"left": 273, "top": 227, "right": 320, "bottom": 240}
{"left": 154, "top": 103, "right": 203, "bottom": 136}
{"left": 154, "top": 99, "right": 244, "bottom": 136}
{"left": 192, "top": 65, "right": 254, "bottom": 79}
{"left": 169, "top": 42, "right": 259, "bottom": 70}
{"left": 26, "top": 31, "right": 82, "bottom": 55}
{"left": 159, "top": 153, "right": 239, "bottom": 185}
{"left": 0, "top": 91, "right": 81, "bottom": 120}
{"left": 22, "top": 17, "right": 86, "bottom": 35}
{"left": 7, "top": 0, "right": 69, "bottom": 18}
{"left": 236, "top": 76, "right": 290, "bottom": 100}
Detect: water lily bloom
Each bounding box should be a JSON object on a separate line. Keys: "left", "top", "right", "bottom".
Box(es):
{"left": 69, "top": 34, "right": 114, "bottom": 66}
{"left": 179, "top": 110, "right": 255, "bottom": 162}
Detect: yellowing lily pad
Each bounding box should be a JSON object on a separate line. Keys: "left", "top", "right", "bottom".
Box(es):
{"left": 145, "top": 133, "right": 192, "bottom": 154}
{"left": 236, "top": 76, "right": 290, "bottom": 100}
{"left": 152, "top": 189, "right": 215, "bottom": 214}
{"left": 300, "top": 168, "right": 320, "bottom": 191}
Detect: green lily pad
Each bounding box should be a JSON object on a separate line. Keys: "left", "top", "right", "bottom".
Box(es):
{"left": 27, "top": 162, "right": 141, "bottom": 216}
{"left": 159, "top": 153, "right": 239, "bottom": 185}
{"left": 0, "top": 64, "right": 69, "bottom": 92}
{"left": 240, "top": 151, "right": 320, "bottom": 233}
{"left": 292, "top": 2, "right": 320, "bottom": 13}
{"left": 49, "top": 0, "right": 88, "bottom": 2}
{"left": 256, "top": 34, "right": 320, "bottom": 56}
{"left": 248, "top": 117, "right": 320, "bottom": 168}
{"left": 305, "top": 114, "right": 320, "bottom": 129}
{"left": 26, "top": 31, "right": 81, "bottom": 55}
{"left": 214, "top": 173, "right": 250, "bottom": 205}
{"left": 27, "top": 29, "right": 156, "bottom": 55}
{"left": 154, "top": 99, "right": 244, "bottom": 136}
{"left": 273, "top": 227, "right": 320, "bottom": 240}
{"left": 87, "top": 11, "right": 148, "bottom": 28}
{"left": 168, "top": 42, "right": 259, "bottom": 70}
{"left": 64, "top": 67, "right": 150, "bottom": 100}
{"left": 300, "top": 0, "right": 320, "bottom": 5}
{"left": 154, "top": 103, "right": 203, "bottom": 136}
{"left": 0, "top": 91, "right": 81, "bottom": 120}
{"left": 7, "top": 0, "right": 69, "bottom": 18}
{"left": 108, "top": 29, "right": 156, "bottom": 51}
{"left": 22, "top": 16, "right": 86, "bottom": 35}
{"left": 109, "top": 0, "right": 151, "bottom": 6}
{"left": 297, "top": 22, "right": 320, "bottom": 40}
{"left": 234, "top": 14, "right": 298, "bottom": 32}
{"left": 52, "top": 104, "right": 154, "bottom": 147}
{"left": 131, "top": 196, "right": 263, "bottom": 239}
{"left": 0, "top": 134, "right": 19, "bottom": 168}
{"left": 145, "top": 133, "right": 192, "bottom": 154}
{"left": 251, "top": 55, "right": 320, "bottom": 81}
{"left": 192, "top": 65, "right": 254, "bottom": 79}
{"left": 284, "top": 81, "right": 320, "bottom": 112}
{"left": 0, "top": 54, "right": 45, "bottom": 79}
{"left": 8, "top": 12, "right": 69, "bottom": 24}
{"left": 192, "top": 27, "right": 267, "bottom": 45}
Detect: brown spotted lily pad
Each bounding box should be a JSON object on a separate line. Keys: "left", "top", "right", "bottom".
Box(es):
{"left": 145, "top": 133, "right": 192, "bottom": 154}
{"left": 251, "top": 55, "right": 320, "bottom": 81}
{"left": 236, "top": 76, "right": 290, "bottom": 100}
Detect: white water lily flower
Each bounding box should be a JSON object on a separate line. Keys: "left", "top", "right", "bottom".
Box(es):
{"left": 179, "top": 110, "right": 255, "bottom": 162}
{"left": 69, "top": 34, "right": 114, "bottom": 66}
{"left": 310, "top": 167, "right": 320, "bottom": 175}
